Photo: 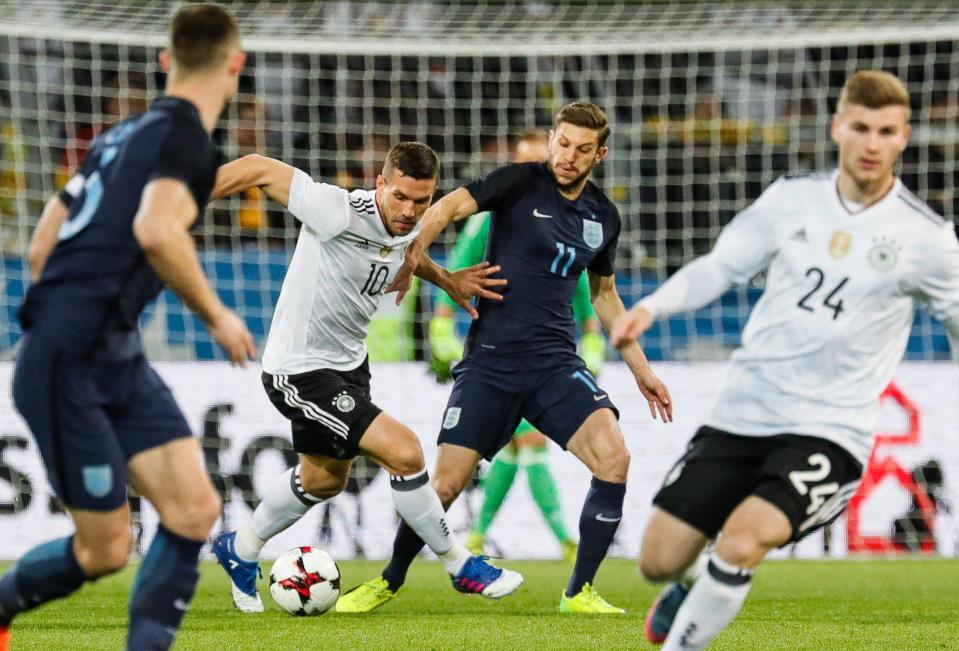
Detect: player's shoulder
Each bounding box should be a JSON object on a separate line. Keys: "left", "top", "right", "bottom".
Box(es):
{"left": 347, "top": 187, "right": 377, "bottom": 218}
{"left": 143, "top": 97, "right": 210, "bottom": 150}
{"left": 747, "top": 170, "right": 832, "bottom": 213}
{"left": 583, "top": 180, "right": 621, "bottom": 224}
{"left": 769, "top": 170, "right": 833, "bottom": 195}
{"left": 895, "top": 183, "right": 948, "bottom": 230}
{"left": 494, "top": 161, "right": 546, "bottom": 186}
{"left": 781, "top": 170, "right": 833, "bottom": 183}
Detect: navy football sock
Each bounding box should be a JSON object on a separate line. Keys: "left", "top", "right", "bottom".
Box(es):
{"left": 566, "top": 477, "right": 626, "bottom": 597}
{"left": 126, "top": 525, "right": 203, "bottom": 651}
{"left": 381, "top": 521, "right": 426, "bottom": 592}
{"left": 0, "top": 536, "right": 88, "bottom": 625}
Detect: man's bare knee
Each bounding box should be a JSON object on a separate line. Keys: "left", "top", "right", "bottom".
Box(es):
{"left": 715, "top": 531, "right": 766, "bottom": 569}
{"left": 75, "top": 532, "right": 131, "bottom": 577}
{"left": 638, "top": 508, "right": 709, "bottom": 583}
{"left": 161, "top": 489, "right": 221, "bottom": 540}
{"left": 299, "top": 466, "right": 349, "bottom": 500}
{"left": 593, "top": 442, "right": 629, "bottom": 483}
{"left": 381, "top": 446, "right": 425, "bottom": 479}
{"left": 638, "top": 553, "right": 683, "bottom": 583}
{"left": 431, "top": 473, "right": 467, "bottom": 508}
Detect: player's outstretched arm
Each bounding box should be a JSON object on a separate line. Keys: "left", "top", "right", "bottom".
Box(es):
{"left": 212, "top": 154, "right": 296, "bottom": 207}
{"left": 590, "top": 271, "right": 672, "bottom": 422}
{"left": 415, "top": 259, "right": 506, "bottom": 319}
{"left": 610, "top": 253, "right": 736, "bottom": 348}
{"left": 613, "top": 180, "right": 783, "bottom": 348}
{"left": 386, "top": 186, "right": 479, "bottom": 302}
{"left": 133, "top": 178, "right": 256, "bottom": 366}
{"left": 434, "top": 213, "right": 491, "bottom": 314}
{"left": 27, "top": 194, "right": 70, "bottom": 281}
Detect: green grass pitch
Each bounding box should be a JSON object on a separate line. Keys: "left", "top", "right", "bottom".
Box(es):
{"left": 3, "top": 558, "right": 958, "bottom": 650}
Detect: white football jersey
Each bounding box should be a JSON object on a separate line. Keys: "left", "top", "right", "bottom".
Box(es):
{"left": 642, "top": 170, "right": 959, "bottom": 464}
{"left": 261, "top": 169, "right": 419, "bottom": 374}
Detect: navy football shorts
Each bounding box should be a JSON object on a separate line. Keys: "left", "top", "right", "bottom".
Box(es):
{"left": 437, "top": 355, "right": 619, "bottom": 460}
{"left": 12, "top": 333, "right": 192, "bottom": 511}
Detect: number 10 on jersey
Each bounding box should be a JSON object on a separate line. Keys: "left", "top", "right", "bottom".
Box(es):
{"left": 361, "top": 263, "right": 390, "bottom": 296}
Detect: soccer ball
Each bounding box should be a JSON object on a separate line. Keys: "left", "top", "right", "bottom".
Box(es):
{"left": 268, "top": 547, "right": 341, "bottom": 615}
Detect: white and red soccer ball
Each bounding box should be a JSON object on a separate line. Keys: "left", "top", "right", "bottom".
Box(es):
{"left": 268, "top": 546, "right": 341, "bottom": 616}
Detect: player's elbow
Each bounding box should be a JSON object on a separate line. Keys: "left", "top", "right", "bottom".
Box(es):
{"left": 133, "top": 215, "right": 176, "bottom": 254}
{"left": 236, "top": 154, "right": 276, "bottom": 186}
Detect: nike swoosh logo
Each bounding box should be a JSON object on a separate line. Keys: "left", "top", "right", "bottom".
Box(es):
{"left": 594, "top": 394, "right": 608, "bottom": 401}
{"left": 595, "top": 514, "right": 621, "bottom": 523}
{"left": 173, "top": 599, "right": 189, "bottom": 611}
{"left": 533, "top": 208, "right": 553, "bottom": 219}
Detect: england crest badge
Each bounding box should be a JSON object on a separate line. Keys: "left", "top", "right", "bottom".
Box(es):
{"left": 583, "top": 219, "right": 603, "bottom": 250}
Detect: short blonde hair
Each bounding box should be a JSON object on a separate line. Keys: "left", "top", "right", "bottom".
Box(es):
{"left": 837, "top": 70, "right": 911, "bottom": 120}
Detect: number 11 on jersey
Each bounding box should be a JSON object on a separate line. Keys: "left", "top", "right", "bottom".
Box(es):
{"left": 551, "top": 242, "right": 576, "bottom": 277}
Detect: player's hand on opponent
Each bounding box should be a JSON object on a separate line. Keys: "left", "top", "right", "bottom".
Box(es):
{"left": 610, "top": 306, "right": 654, "bottom": 348}
{"left": 446, "top": 262, "right": 506, "bottom": 319}
{"left": 634, "top": 364, "right": 673, "bottom": 423}
{"left": 385, "top": 241, "right": 423, "bottom": 304}
{"left": 208, "top": 307, "right": 257, "bottom": 367}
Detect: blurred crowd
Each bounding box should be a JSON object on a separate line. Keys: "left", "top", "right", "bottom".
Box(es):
{"left": 1, "top": 35, "right": 957, "bottom": 272}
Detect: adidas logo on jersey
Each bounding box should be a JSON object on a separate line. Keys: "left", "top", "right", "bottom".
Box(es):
{"left": 790, "top": 228, "right": 808, "bottom": 242}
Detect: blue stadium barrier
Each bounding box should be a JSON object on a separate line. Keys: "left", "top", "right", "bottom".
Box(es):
{"left": 0, "top": 251, "right": 951, "bottom": 361}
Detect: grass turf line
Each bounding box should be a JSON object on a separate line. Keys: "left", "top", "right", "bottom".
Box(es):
{"left": 2, "top": 558, "right": 957, "bottom": 650}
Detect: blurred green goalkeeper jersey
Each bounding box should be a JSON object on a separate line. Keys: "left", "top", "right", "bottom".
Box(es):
{"left": 436, "top": 212, "right": 597, "bottom": 322}
{"left": 367, "top": 276, "right": 420, "bottom": 362}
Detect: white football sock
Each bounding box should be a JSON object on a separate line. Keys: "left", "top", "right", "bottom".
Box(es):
{"left": 679, "top": 549, "right": 709, "bottom": 590}
{"left": 390, "top": 469, "right": 470, "bottom": 576}
{"left": 235, "top": 465, "right": 323, "bottom": 563}
{"left": 663, "top": 552, "right": 752, "bottom": 651}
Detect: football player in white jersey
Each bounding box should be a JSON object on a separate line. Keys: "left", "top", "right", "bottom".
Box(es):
{"left": 208, "top": 142, "right": 522, "bottom": 612}
{"left": 612, "top": 70, "right": 959, "bottom": 649}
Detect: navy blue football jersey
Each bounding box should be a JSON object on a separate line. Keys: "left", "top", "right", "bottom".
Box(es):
{"left": 462, "top": 161, "right": 621, "bottom": 366}
{"left": 19, "top": 97, "right": 220, "bottom": 359}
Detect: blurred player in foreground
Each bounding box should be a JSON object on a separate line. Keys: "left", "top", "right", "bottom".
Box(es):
{"left": 613, "top": 70, "right": 959, "bottom": 650}
{"left": 340, "top": 102, "right": 671, "bottom": 615}
{"left": 0, "top": 6, "right": 252, "bottom": 650}
{"left": 428, "top": 129, "right": 605, "bottom": 561}
{"left": 209, "top": 142, "right": 521, "bottom": 613}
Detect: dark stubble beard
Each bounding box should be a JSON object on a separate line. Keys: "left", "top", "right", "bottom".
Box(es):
{"left": 549, "top": 162, "right": 593, "bottom": 192}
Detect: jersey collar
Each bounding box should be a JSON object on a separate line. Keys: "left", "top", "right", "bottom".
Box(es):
{"left": 831, "top": 168, "right": 902, "bottom": 217}
{"left": 149, "top": 96, "right": 203, "bottom": 125}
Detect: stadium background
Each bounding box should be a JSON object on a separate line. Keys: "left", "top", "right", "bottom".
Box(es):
{"left": 0, "top": 0, "right": 956, "bottom": 561}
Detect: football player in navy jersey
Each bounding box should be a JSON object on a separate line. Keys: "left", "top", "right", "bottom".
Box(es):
{"left": 338, "top": 102, "right": 672, "bottom": 615}
{"left": 0, "top": 5, "right": 252, "bottom": 650}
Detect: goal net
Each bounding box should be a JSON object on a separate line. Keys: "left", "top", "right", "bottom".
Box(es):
{"left": 0, "top": 0, "right": 956, "bottom": 559}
